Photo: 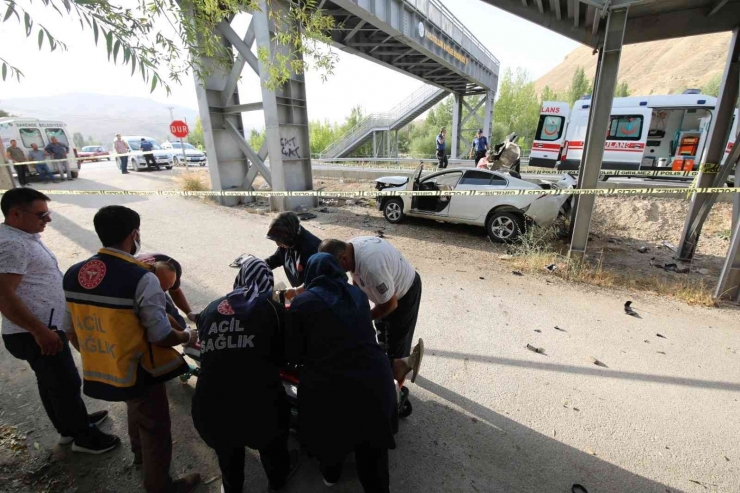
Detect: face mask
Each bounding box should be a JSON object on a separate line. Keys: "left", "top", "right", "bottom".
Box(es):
{"left": 130, "top": 231, "right": 141, "bottom": 256}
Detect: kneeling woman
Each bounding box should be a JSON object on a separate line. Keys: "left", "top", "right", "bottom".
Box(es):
{"left": 192, "top": 256, "right": 298, "bottom": 493}
{"left": 288, "top": 253, "right": 396, "bottom": 492}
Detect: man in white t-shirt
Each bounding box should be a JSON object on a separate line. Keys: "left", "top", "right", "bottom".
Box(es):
{"left": 0, "top": 188, "right": 120, "bottom": 455}
{"left": 319, "top": 237, "right": 423, "bottom": 384}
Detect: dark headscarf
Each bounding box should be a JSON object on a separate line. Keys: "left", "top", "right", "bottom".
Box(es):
{"left": 266, "top": 212, "right": 302, "bottom": 247}
{"left": 303, "top": 253, "right": 364, "bottom": 327}
{"left": 228, "top": 256, "right": 274, "bottom": 316}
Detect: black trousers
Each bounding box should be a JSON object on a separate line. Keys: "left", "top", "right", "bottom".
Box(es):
{"left": 2, "top": 331, "right": 90, "bottom": 437}
{"left": 15, "top": 165, "right": 29, "bottom": 185}
{"left": 376, "top": 272, "right": 422, "bottom": 359}
{"left": 474, "top": 150, "right": 487, "bottom": 163}
{"left": 320, "top": 444, "right": 390, "bottom": 493}
{"left": 436, "top": 150, "right": 448, "bottom": 169}
{"left": 144, "top": 153, "right": 159, "bottom": 168}
{"left": 215, "top": 432, "right": 290, "bottom": 493}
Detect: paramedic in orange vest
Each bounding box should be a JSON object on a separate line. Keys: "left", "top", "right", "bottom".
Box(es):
{"left": 64, "top": 205, "right": 201, "bottom": 493}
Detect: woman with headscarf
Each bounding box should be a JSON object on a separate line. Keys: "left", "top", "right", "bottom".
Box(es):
{"left": 191, "top": 256, "right": 299, "bottom": 493}
{"left": 288, "top": 253, "right": 397, "bottom": 493}
{"left": 264, "top": 212, "right": 321, "bottom": 300}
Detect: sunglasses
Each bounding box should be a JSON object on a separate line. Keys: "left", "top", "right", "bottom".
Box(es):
{"left": 18, "top": 209, "right": 52, "bottom": 220}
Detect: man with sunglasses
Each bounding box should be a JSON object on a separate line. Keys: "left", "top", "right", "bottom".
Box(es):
{"left": 0, "top": 188, "right": 121, "bottom": 454}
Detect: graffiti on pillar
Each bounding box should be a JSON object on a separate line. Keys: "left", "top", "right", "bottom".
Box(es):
{"left": 280, "top": 137, "right": 300, "bottom": 158}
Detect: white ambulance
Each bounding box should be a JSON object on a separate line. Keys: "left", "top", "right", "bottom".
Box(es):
{"left": 0, "top": 118, "right": 80, "bottom": 178}
{"left": 531, "top": 93, "right": 737, "bottom": 179}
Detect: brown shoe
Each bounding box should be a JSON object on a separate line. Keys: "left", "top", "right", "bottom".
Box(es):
{"left": 171, "top": 473, "right": 201, "bottom": 493}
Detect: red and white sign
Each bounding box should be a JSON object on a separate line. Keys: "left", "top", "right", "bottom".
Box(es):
{"left": 79, "top": 260, "right": 107, "bottom": 290}
{"left": 541, "top": 106, "right": 561, "bottom": 114}
{"left": 170, "top": 120, "right": 189, "bottom": 139}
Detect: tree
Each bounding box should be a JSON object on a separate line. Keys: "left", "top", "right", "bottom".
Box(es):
{"left": 1, "top": 0, "right": 338, "bottom": 93}
{"left": 701, "top": 74, "right": 722, "bottom": 98}
{"left": 491, "top": 68, "right": 540, "bottom": 153}
{"left": 72, "top": 132, "right": 85, "bottom": 148}
{"left": 614, "top": 82, "right": 631, "bottom": 98}
{"left": 188, "top": 118, "right": 204, "bottom": 148}
{"left": 568, "top": 67, "right": 593, "bottom": 105}
{"left": 540, "top": 85, "right": 566, "bottom": 103}
{"left": 0, "top": 109, "right": 10, "bottom": 117}
{"left": 248, "top": 128, "right": 265, "bottom": 152}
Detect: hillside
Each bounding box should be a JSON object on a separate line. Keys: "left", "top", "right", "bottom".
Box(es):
{"left": 0, "top": 93, "right": 198, "bottom": 145}
{"left": 535, "top": 32, "right": 731, "bottom": 97}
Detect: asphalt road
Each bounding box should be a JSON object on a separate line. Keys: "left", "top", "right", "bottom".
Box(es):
{"left": 1, "top": 165, "right": 739, "bottom": 493}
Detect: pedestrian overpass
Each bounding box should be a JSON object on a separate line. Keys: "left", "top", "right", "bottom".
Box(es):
{"left": 195, "top": 0, "right": 501, "bottom": 211}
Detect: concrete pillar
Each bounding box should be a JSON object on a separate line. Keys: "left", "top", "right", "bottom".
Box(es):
{"left": 569, "top": 8, "right": 628, "bottom": 259}
{"left": 677, "top": 28, "right": 740, "bottom": 260}
{"left": 253, "top": 0, "right": 314, "bottom": 211}
{"left": 451, "top": 93, "right": 463, "bottom": 158}
{"left": 483, "top": 90, "right": 495, "bottom": 145}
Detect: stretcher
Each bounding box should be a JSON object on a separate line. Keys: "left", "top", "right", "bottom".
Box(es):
{"left": 180, "top": 343, "right": 413, "bottom": 432}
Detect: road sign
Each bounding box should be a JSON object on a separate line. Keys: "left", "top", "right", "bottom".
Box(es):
{"left": 170, "top": 120, "right": 189, "bottom": 138}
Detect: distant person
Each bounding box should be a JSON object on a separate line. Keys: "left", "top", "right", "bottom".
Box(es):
{"left": 0, "top": 188, "right": 120, "bottom": 455}
{"left": 470, "top": 129, "right": 488, "bottom": 163}
{"left": 435, "top": 127, "right": 448, "bottom": 169}
{"left": 114, "top": 134, "right": 131, "bottom": 174}
{"left": 140, "top": 138, "right": 159, "bottom": 170}
{"left": 6, "top": 139, "right": 29, "bottom": 187}
{"left": 28, "top": 143, "right": 56, "bottom": 184}
{"left": 44, "top": 137, "right": 72, "bottom": 181}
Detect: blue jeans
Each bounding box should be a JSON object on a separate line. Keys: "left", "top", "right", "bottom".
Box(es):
{"left": 119, "top": 156, "right": 129, "bottom": 174}
{"left": 35, "top": 163, "right": 55, "bottom": 182}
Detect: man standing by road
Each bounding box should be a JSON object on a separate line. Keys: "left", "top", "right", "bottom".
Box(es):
{"left": 44, "top": 137, "right": 72, "bottom": 181}
{"left": 6, "top": 139, "right": 29, "bottom": 187}
{"left": 318, "top": 237, "right": 423, "bottom": 386}
{"left": 114, "top": 134, "right": 131, "bottom": 174}
{"left": 0, "top": 188, "right": 120, "bottom": 455}
{"left": 470, "top": 129, "right": 488, "bottom": 163}
{"left": 64, "top": 205, "right": 201, "bottom": 493}
{"left": 140, "top": 138, "right": 160, "bottom": 170}
{"left": 28, "top": 143, "right": 56, "bottom": 184}
{"left": 436, "top": 127, "right": 448, "bottom": 169}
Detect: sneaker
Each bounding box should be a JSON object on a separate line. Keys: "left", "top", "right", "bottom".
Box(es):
{"left": 268, "top": 450, "right": 301, "bottom": 492}
{"left": 59, "top": 411, "right": 109, "bottom": 444}
{"left": 71, "top": 427, "right": 120, "bottom": 455}
{"left": 171, "top": 473, "right": 201, "bottom": 493}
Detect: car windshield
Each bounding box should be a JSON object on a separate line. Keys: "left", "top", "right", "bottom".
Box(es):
{"left": 128, "top": 139, "right": 162, "bottom": 151}
{"left": 82, "top": 146, "right": 98, "bottom": 152}
{"left": 172, "top": 143, "right": 197, "bottom": 150}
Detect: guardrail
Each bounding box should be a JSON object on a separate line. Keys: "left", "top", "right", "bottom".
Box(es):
{"left": 312, "top": 155, "right": 532, "bottom": 166}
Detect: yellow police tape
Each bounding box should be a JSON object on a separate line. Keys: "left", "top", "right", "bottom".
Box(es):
{"left": 2, "top": 186, "right": 737, "bottom": 198}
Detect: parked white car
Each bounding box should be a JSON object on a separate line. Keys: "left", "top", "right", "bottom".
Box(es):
{"left": 169, "top": 142, "right": 207, "bottom": 166}
{"left": 375, "top": 166, "right": 577, "bottom": 242}
{"left": 114, "top": 136, "right": 173, "bottom": 171}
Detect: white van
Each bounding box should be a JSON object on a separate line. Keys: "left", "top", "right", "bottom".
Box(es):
{"left": 530, "top": 93, "right": 738, "bottom": 177}
{"left": 0, "top": 117, "right": 80, "bottom": 178}
{"left": 530, "top": 101, "right": 570, "bottom": 168}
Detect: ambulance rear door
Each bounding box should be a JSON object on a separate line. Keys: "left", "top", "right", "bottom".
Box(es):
{"left": 602, "top": 107, "right": 650, "bottom": 170}
{"left": 530, "top": 102, "right": 569, "bottom": 168}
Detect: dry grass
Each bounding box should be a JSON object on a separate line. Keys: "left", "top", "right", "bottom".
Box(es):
{"left": 176, "top": 170, "right": 210, "bottom": 192}
{"left": 509, "top": 226, "right": 718, "bottom": 307}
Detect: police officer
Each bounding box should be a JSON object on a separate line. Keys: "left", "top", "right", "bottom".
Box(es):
{"left": 435, "top": 127, "right": 448, "bottom": 169}
{"left": 192, "top": 256, "right": 299, "bottom": 493}
{"left": 470, "top": 129, "right": 489, "bottom": 163}
{"left": 64, "top": 205, "right": 200, "bottom": 493}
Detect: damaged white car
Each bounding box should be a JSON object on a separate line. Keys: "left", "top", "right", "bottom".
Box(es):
{"left": 375, "top": 166, "right": 577, "bottom": 242}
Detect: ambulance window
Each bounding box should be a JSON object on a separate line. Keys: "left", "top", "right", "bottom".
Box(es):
{"left": 45, "top": 128, "right": 70, "bottom": 146}
{"left": 607, "top": 115, "right": 643, "bottom": 141}
{"left": 536, "top": 115, "right": 565, "bottom": 141}
{"left": 19, "top": 128, "right": 44, "bottom": 148}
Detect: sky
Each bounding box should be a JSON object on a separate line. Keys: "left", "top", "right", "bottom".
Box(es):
{"left": 0, "top": 0, "right": 579, "bottom": 127}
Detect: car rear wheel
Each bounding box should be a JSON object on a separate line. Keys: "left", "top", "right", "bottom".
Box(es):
{"left": 486, "top": 211, "right": 524, "bottom": 243}
{"left": 383, "top": 198, "right": 405, "bottom": 224}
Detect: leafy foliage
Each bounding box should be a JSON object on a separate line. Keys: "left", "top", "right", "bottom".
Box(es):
{"left": 1, "top": 0, "right": 338, "bottom": 93}
{"left": 701, "top": 73, "right": 722, "bottom": 98}
{"left": 188, "top": 117, "right": 204, "bottom": 148}
{"left": 492, "top": 68, "right": 540, "bottom": 152}
{"left": 614, "top": 81, "right": 631, "bottom": 98}
{"left": 568, "top": 67, "right": 593, "bottom": 105}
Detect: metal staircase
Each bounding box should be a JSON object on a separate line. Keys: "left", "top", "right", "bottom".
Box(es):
{"left": 320, "top": 85, "right": 450, "bottom": 158}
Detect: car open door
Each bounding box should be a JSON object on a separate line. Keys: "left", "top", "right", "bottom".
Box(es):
{"left": 411, "top": 170, "right": 462, "bottom": 217}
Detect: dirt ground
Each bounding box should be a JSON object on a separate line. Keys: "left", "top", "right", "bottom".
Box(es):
{"left": 1, "top": 165, "right": 739, "bottom": 493}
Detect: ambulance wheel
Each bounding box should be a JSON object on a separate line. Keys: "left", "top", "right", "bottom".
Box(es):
{"left": 399, "top": 398, "right": 413, "bottom": 419}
